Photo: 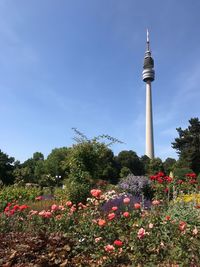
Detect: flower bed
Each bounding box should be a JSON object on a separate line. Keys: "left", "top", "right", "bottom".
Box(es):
{"left": 0, "top": 186, "right": 199, "bottom": 266}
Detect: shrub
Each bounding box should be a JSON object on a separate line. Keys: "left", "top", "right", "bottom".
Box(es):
{"left": 118, "top": 175, "right": 153, "bottom": 199}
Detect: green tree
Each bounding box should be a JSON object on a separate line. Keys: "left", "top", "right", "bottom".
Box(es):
{"left": 163, "top": 157, "right": 176, "bottom": 175}
{"left": 116, "top": 150, "right": 144, "bottom": 176}
{"left": 140, "top": 155, "right": 151, "bottom": 175}
{"left": 148, "top": 157, "right": 164, "bottom": 175}
{"left": 45, "top": 147, "right": 70, "bottom": 179}
{"left": 0, "top": 150, "right": 15, "bottom": 184}
{"left": 172, "top": 118, "right": 200, "bottom": 174}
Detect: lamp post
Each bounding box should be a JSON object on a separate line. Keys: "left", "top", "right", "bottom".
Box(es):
{"left": 55, "top": 175, "right": 61, "bottom": 187}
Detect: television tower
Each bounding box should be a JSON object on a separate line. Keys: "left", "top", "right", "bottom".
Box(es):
{"left": 142, "top": 29, "right": 155, "bottom": 159}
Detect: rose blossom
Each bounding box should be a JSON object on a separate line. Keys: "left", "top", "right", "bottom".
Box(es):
{"left": 51, "top": 204, "right": 59, "bottom": 211}
{"left": 123, "top": 197, "right": 130, "bottom": 204}
{"left": 113, "top": 240, "right": 123, "bottom": 247}
{"left": 152, "top": 200, "right": 160, "bottom": 206}
{"left": 90, "top": 189, "right": 102, "bottom": 198}
{"left": 123, "top": 211, "right": 130, "bottom": 218}
{"left": 149, "top": 223, "right": 154, "bottom": 229}
{"left": 66, "top": 201, "right": 72, "bottom": 207}
{"left": 104, "top": 244, "right": 115, "bottom": 252}
{"left": 95, "top": 237, "right": 102, "bottom": 243}
{"left": 137, "top": 228, "right": 146, "bottom": 239}
{"left": 108, "top": 213, "right": 116, "bottom": 220}
{"left": 193, "top": 227, "right": 198, "bottom": 235}
{"left": 179, "top": 221, "right": 187, "bottom": 231}
{"left": 112, "top": 206, "right": 118, "bottom": 211}
{"left": 134, "top": 203, "right": 141, "bottom": 209}
{"left": 98, "top": 219, "right": 106, "bottom": 226}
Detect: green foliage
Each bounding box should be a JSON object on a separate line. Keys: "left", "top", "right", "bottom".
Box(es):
{"left": 163, "top": 157, "right": 176, "bottom": 175}
{"left": 116, "top": 150, "right": 144, "bottom": 176}
{"left": 119, "top": 166, "right": 131, "bottom": 178}
{"left": 0, "top": 186, "right": 41, "bottom": 211}
{"left": 64, "top": 178, "right": 91, "bottom": 204}
{"left": 166, "top": 201, "right": 200, "bottom": 226}
{"left": 0, "top": 149, "right": 15, "bottom": 184}
{"left": 172, "top": 117, "right": 200, "bottom": 174}
{"left": 148, "top": 157, "right": 164, "bottom": 175}
{"left": 173, "top": 167, "right": 193, "bottom": 181}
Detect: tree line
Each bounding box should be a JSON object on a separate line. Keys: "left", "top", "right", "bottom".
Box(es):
{"left": 0, "top": 117, "right": 200, "bottom": 187}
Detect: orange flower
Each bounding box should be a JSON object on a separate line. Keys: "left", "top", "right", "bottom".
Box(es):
{"left": 90, "top": 189, "right": 102, "bottom": 198}
{"left": 98, "top": 219, "right": 106, "bottom": 226}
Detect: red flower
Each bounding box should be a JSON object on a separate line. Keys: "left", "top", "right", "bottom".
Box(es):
{"left": 123, "top": 212, "right": 130, "bottom": 218}
{"left": 179, "top": 221, "right": 187, "bottom": 231}
{"left": 165, "top": 215, "right": 171, "bottom": 221}
{"left": 90, "top": 189, "right": 102, "bottom": 198}
{"left": 157, "top": 177, "right": 163, "bottom": 183}
{"left": 108, "top": 213, "right": 116, "bottom": 220}
{"left": 134, "top": 203, "right": 141, "bottom": 209}
{"left": 19, "top": 205, "right": 29, "bottom": 211}
{"left": 112, "top": 206, "right": 118, "bottom": 211}
{"left": 164, "top": 188, "right": 169, "bottom": 193}
{"left": 177, "top": 180, "right": 183, "bottom": 184}
{"left": 157, "top": 172, "right": 165, "bottom": 177}
{"left": 114, "top": 240, "right": 123, "bottom": 247}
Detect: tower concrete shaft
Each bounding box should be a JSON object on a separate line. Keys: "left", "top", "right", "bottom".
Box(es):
{"left": 145, "top": 81, "right": 154, "bottom": 158}
{"left": 142, "top": 30, "right": 155, "bottom": 159}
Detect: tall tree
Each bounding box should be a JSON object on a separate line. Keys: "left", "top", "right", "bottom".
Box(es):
{"left": 172, "top": 118, "right": 200, "bottom": 174}
{"left": 0, "top": 150, "right": 15, "bottom": 184}
{"left": 116, "top": 150, "right": 144, "bottom": 176}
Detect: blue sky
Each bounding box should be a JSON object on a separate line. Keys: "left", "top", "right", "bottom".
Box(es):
{"left": 0, "top": 0, "right": 200, "bottom": 162}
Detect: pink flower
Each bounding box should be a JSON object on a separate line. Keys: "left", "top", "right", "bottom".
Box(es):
{"left": 90, "top": 189, "right": 102, "bottom": 198}
{"left": 137, "top": 228, "right": 146, "bottom": 239}
{"left": 112, "top": 206, "right": 118, "bottom": 211}
{"left": 44, "top": 211, "right": 52, "bottom": 218}
{"left": 134, "top": 203, "right": 141, "bottom": 209}
{"left": 95, "top": 237, "right": 102, "bottom": 243}
{"left": 35, "top": 196, "right": 43, "bottom": 201}
{"left": 107, "top": 213, "right": 116, "bottom": 220}
{"left": 164, "top": 188, "right": 169, "bottom": 193}
{"left": 66, "top": 201, "right": 72, "bottom": 207}
{"left": 104, "top": 244, "right": 115, "bottom": 252}
{"left": 113, "top": 240, "right": 123, "bottom": 247}
{"left": 123, "top": 197, "right": 130, "bottom": 204}
{"left": 152, "top": 200, "right": 160, "bottom": 206}
{"left": 51, "top": 204, "right": 59, "bottom": 211}
{"left": 98, "top": 219, "right": 106, "bottom": 226}
{"left": 29, "top": 210, "right": 38, "bottom": 216}
{"left": 123, "top": 211, "right": 130, "bottom": 218}
{"left": 149, "top": 223, "right": 154, "bottom": 229}
{"left": 192, "top": 227, "right": 198, "bottom": 235}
